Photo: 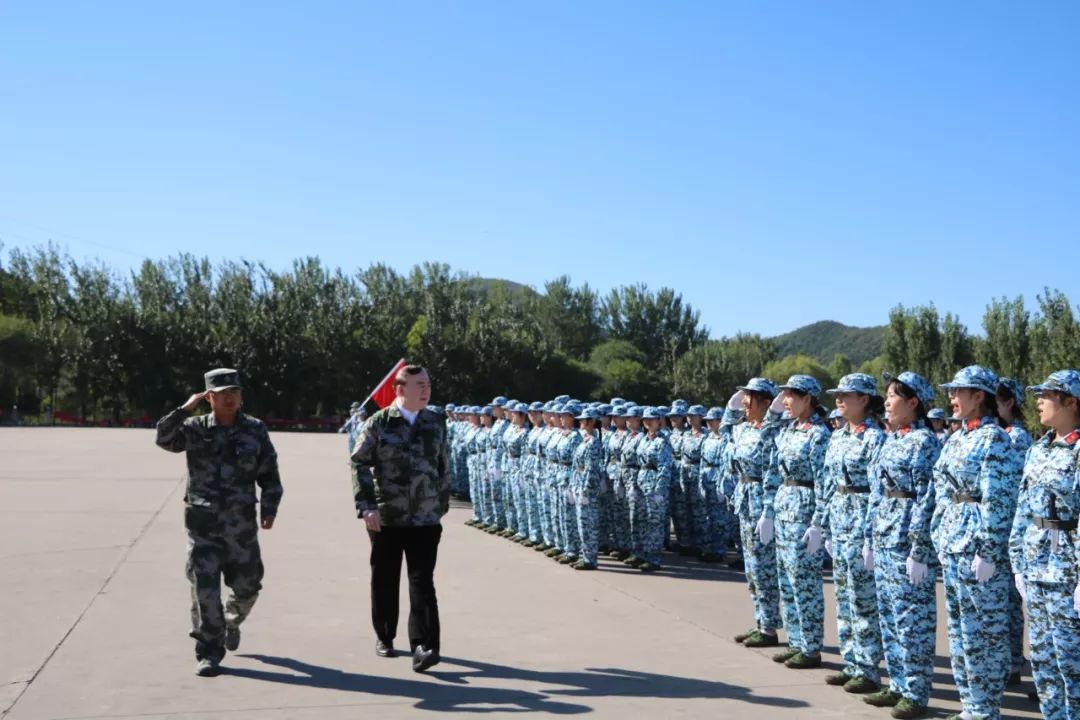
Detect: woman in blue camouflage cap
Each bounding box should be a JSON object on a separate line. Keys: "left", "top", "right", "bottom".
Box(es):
{"left": 820, "top": 373, "right": 887, "bottom": 693}
{"left": 605, "top": 405, "right": 634, "bottom": 561}
{"left": 622, "top": 406, "right": 649, "bottom": 567}
{"left": 862, "top": 372, "right": 942, "bottom": 718}
{"left": 727, "top": 378, "right": 786, "bottom": 649}
{"left": 474, "top": 407, "right": 496, "bottom": 529}
{"left": 552, "top": 403, "right": 584, "bottom": 565}
{"left": 699, "top": 406, "right": 736, "bottom": 563}
{"left": 542, "top": 404, "right": 567, "bottom": 557}
{"left": 1010, "top": 370, "right": 1080, "bottom": 720}
{"left": 633, "top": 407, "right": 675, "bottom": 571}
{"left": 768, "top": 375, "right": 832, "bottom": 671}
{"left": 996, "top": 377, "right": 1033, "bottom": 686}
{"left": 933, "top": 365, "right": 1023, "bottom": 720}
{"left": 681, "top": 405, "right": 711, "bottom": 560}
{"left": 462, "top": 408, "right": 485, "bottom": 527}
{"left": 520, "top": 402, "right": 547, "bottom": 548}
{"left": 927, "top": 408, "right": 948, "bottom": 442}
{"left": 502, "top": 403, "right": 531, "bottom": 543}
{"left": 570, "top": 407, "right": 605, "bottom": 570}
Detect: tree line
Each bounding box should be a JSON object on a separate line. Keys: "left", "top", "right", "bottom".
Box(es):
{"left": 1, "top": 243, "right": 1078, "bottom": 424}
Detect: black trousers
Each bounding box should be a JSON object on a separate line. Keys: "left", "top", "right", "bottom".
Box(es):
{"left": 368, "top": 524, "right": 442, "bottom": 651}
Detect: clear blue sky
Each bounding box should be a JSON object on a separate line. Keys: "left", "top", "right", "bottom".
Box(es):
{"left": 2, "top": 1, "right": 1078, "bottom": 337}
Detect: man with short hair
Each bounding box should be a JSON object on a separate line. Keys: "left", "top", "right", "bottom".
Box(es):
{"left": 350, "top": 364, "right": 450, "bottom": 672}
{"left": 155, "top": 368, "right": 283, "bottom": 677}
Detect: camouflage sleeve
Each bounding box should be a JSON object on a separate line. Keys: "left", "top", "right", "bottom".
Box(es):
{"left": 908, "top": 434, "right": 940, "bottom": 564}
{"left": 810, "top": 429, "right": 830, "bottom": 532}
{"left": 858, "top": 431, "right": 886, "bottom": 540}
{"left": 437, "top": 421, "right": 450, "bottom": 504}
{"left": 155, "top": 407, "right": 191, "bottom": 452}
{"left": 974, "top": 431, "right": 1022, "bottom": 566}
{"left": 349, "top": 418, "right": 379, "bottom": 517}
{"left": 1008, "top": 457, "right": 1032, "bottom": 573}
{"left": 256, "top": 425, "right": 283, "bottom": 520}
{"left": 762, "top": 431, "right": 781, "bottom": 522}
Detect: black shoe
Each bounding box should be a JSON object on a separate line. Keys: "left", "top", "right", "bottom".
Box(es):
{"left": 225, "top": 626, "right": 240, "bottom": 652}
{"left": 412, "top": 645, "right": 441, "bottom": 673}
{"left": 375, "top": 639, "right": 395, "bottom": 658}
{"left": 195, "top": 658, "right": 221, "bottom": 677}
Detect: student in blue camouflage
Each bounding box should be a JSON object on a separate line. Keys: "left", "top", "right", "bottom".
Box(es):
{"left": 927, "top": 408, "right": 949, "bottom": 443}
{"left": 768, "top": 375, "right": 831, "bottom": 671}
{"left": 606, "top": 406, "right": 633, "bottom": 559}
{"left": 485, "top": 398, "right": 510, "bottom": 534}
{"left": 520, "top": 403, "right": 546, "bottom": 547}
{"left": 668, "top": 402, "right": 691, "bottom": 553}
{"left": 622, "top": 407, "right": 648, "bottom": 567}
{"left": 819, "top": 374, "right": 887, "bottom": 694}
{"left": 1010, "top": 370, "right": 1080, "bottom": 720}
{"left": 862, "top": 372, "right": 941, "bottom": 719}
{"left": 502, "top": 403, "right": 530, "bottom": 543}
{"left": 680, "top": 405, "right": 711, "bottom": 559}
{"left": 474, "top": 408, "right": 494, "bottom": 528}
{"left": 542, "top": 404, "right": 567, "bottom": 556}
{"left": 596, "top": 404, "right": 616, "bottom": 555}
{"left": 635, "top": 407, "right": 675, "bottom": 571}
{"left": 728, "top": 378, "right": 786, "bottom": 649}
{"left": 553, "top": 403, "right": 584, "bottom": 564}
{"left": 997, "top": 377, "right": 1033, "bottom": 684}
{"left": 933, "top": 366, "right": 1023, "bottom": 720}
{"left": 570, "top": 407, "right": 605, "bottom": 570}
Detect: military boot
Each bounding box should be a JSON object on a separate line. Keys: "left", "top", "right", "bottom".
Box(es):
{"left": 733, "top": 627, "right": 757, "bottom": 643}
{"left": 844, "top": 677, "right": 880, "bottom": 694}
{"left": 771, "top": 648, "right": 799, "bottom": 664}
{"left": 825, "top": 672, "right": 854, "bottom": 686}
{"left": 863, "top": 689, "right": 902, "bottom": 707}
{"left": 784, "top": 652, "right": 821, "bottom": 669}
{"left": 890, "top": 698, "right": 928, "bottom": 719}
{"left": 743, "top": 631, "right": 779, "bottom": 648}
{"left": 224, "top": 626, "right": 240, "bottom": 652}
{"left": 195, "top": 659, "right": 220, "bottom": 677}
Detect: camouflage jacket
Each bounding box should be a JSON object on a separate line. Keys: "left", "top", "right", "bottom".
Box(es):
{"left": 350, "top": 404, "right": 450, "bottom": 527}
{"left": 155, "top": 408, "right": 283, "bottom": 521}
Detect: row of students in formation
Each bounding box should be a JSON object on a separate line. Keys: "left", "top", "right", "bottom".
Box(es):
{"left": 443, "top": 366, "right": 1080, "bottom": 720}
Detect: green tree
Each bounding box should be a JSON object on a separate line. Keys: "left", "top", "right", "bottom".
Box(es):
{"left": 761, "top": 354, "right": 836, "bottom": 397}
{"left": 672, "top": 334, "right": 776, "bottom": 406}
{"left": 977, "top": 296, "right": 1031, "bottom": 381}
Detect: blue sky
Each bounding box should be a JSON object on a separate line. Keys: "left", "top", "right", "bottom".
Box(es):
{"left": 2, "top": 1, "right": 1078, "bottom": 337}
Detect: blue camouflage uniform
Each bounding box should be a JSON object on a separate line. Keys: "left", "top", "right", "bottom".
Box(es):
{"left": 681, "top": 405, "right": 711, "bottom": 557}
{"left": 820, "top": 374, "right": 886, "bottom": 685}
{"left": 595, "top": 404, "right": 616, "bottom": 552}
{"left": 635, "top": 408, "right": 675, "bottom": 567}
{"left": 727, "top": 378, "right": 784, "bottom": 633}
{"left": 553, "top": 403, "right": 584, "bottom": 559}
{"left": 1010, "top": 371, "right": 1080, "bottom": 720}
{"left": 542, "top": 411, "right": 565, "bottom": 552}
{"left": 475, "top": 409, "right": 494, "bottom": 525}
{"left": 700, "top": 406, "right": 738, "bottom": 559}
{"left": 769, "top": 376, "right": 831, "bottom": 661}
{"left": 522, "top": 402, "right": 546, "bottom": 545}
{"left": 933, "top": 366, "right": 1023, "bottom": 720}
{"left": 1000, "top": 377, "right": 1034, "bottom": 678}
{"left": 668, "top": 401, "right": 692, "bottom": 551}
{"left": 622, "top": 408, "right": 648, "bottom": 562}
{"left": 867, "top": 371, "right": 941, "bottom": 707}
{"left": 605, "top": 407, "right": 632, "bottom": 557}
{"left": 571, "top": 408, "right": 605, "bottom": 567}
{"left": 487, "top": 397, "right": 511, "bottom": 531}
{"left": 502, "top": 404, "right": 530, "bottom": 540}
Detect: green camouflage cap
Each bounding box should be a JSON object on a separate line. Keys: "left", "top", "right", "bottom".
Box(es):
{"left": 205, "top": 368, "right": 242, "bottom": 392}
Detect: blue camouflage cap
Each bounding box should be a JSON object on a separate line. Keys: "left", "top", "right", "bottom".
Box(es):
{"left": 555, "top": 394, "right": 571, "bottom": 404}
{"left": 491, "top": 396, "right": 509, "bottom": 407}
{"left": 575, "top": 407, "right": 602, "bottom": 421}
{"left": 668, "top": 404, "right": 687, "bottom": 417}
{"left": 672, "top": 398, "right": 688, "bottom": 407}
{"left": 686, "top": 404, "right": 707, "bottom": 416}
{"left": 528, "top": 401, "right": 545, "bottom": 412}
{"left": 444, "top": 403, "right": 456, "bottom": 411}
{"left": 778, "top": 375, "right": 822, "bottom": 398}
{"left": 626, "top": 406, "right": 646, "bottom": 418}
{"left": 828, "top": 409, "right": 842, "bottom": 419}
{"left": 610, "top": 397, "right": 626, "bottom": 405}
{"left": 1028, "top": 370, "right": 1080, "bottom": 400}
{"left": 827, "top": 373, "right": 879, "bottom": 397}
{"left": 510, "top": 401, "right": 529, "bottom": 413}
{"left": 704, "top": 406, "right": 724, "bottom": 421}
{"left": 940, "top": 365, "right": 999, "bottom": 396}
{"left": 883, "top": 371, "right": 935, "bottom": 407}
{"left": 736, "top": 377, "right": 779, "bottom": 398}
{"left": 597, "top": 403, "right": 614, "bottom": 416}
{"left": 927, "top": 408, "right": 947, "bottom": 420}
{"left": 542, "top": 401, "right": 556, "bottom": 412}
{"left": 643, "top": 406, "right": 667, "bottom": 419}
{"left": 559, "top": 401, "right": 583, "bottom": 416}
{"left": 480, "top": 405, "right": 494, "bottom": 417}
{"left": 998, "top": 377, "right": 1025, "bottom": 405}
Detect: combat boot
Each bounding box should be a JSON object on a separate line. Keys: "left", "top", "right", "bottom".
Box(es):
{"left": 890, "top": 698, "right": 928, "bottom": 719}
{"left": 844, "top": 676, "right": 880, "bottom": 694}
{"left": 784, "top": 652, "right": 821, "bottom": 669}
{"left": 224, "top": 626, "right": 240, "bottom": 652}
{"left": 863, "top": 690, "right": 902, "bottom": 707}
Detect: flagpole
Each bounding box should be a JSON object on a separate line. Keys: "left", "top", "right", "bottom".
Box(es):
{"left": 359, "top": 358, "right": 405, "bottom": 410}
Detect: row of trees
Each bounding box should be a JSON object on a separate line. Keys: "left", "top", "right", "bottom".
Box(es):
{"left": 2, "top": 243, "right": 1079, "bottom": 423}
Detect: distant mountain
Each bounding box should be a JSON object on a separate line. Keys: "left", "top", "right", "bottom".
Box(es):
{"left": 769, "top": 320, "right": 886, "bottom": 366}
{"left": 466, "top": 277, "right": 538, "bottom": 297}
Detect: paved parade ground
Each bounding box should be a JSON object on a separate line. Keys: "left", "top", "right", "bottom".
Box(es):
{"left": 1, "top": 429, "right": 1042, "bottom": 720}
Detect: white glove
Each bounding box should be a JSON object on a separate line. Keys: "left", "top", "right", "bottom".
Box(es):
{"left": 756, "top": 517, "right": 774, "bottom": 545}
{"left": 727, "top": 390, "right": 745, "bottom": 409}
{"left": 971, "top": 554, "right": 995, "bottom": 583}
{"left": 1074, "top": 583, "right": 1080, "bottom": 617}
{"left": 862, "top": 542, "right": 874, "bottom": 572}
{"left": 769, "top": 395, "right": 785, "bottom": 414}
{"left": 824, "top": 539, "right": 834, "bottom": 558}
{"left": 566, "top": 489, "right": 575, "bottom": 505}
{"left": 801, "top": 526, "right": 822, "bottom": 554}
{"left": 579, "top": 495, "right": 590, "bottom": 506}
{"left": 1014, "top": 573, "right": 1026, "bottom": 602}
{"left": 906, "top": 556, "right": 929, "bottom": 584}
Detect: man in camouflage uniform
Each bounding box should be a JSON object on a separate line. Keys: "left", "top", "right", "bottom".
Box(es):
{"left": 350, "top": 364, "right": 449, "bottom": 673}
{"left": 155, "top": 368, "right": 283, "bottom": 677}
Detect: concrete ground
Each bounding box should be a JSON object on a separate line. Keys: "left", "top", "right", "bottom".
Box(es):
{"left": 1, "top": 428, "right": 1042, "bottom": 719}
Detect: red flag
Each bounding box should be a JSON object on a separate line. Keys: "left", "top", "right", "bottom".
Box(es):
{"left": 369, "top": 358, "right": 407, "bottom": 410}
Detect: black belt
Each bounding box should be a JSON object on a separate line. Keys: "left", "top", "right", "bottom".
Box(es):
{"left": 783, "top": 479, "right": 814, "bottom": 489}
{"left": 740, "top": 475, "right": 763, "bottom": 484}
{"left": 1035, "top": 516, "right": 1078, "bottom": 531}
{"left": 837, "top": 485, "right": 870, "bottom": 494}
{"left": 951, "top": 492, "right": 981, "bottom": 503}
{"left": 886, "top": 489, "right": 917, "bottom": 499}
{"left": 644, "top": 464, "right": 659, "bottom": 470}
{"left": 556, "top": 461, "right": 570, "bottom": 467}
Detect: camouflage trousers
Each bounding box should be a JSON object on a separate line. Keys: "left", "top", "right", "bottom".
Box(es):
{"left": 488, "top": 471, "right": 506, "bottom": 529}
{"left": 701, "top": 485, "right": 737, "bottom": 556}
{"left": 538, "top": 479, "right": 555, "bottom": 547}
{"left": 683, "top": 469, "right": 709, "bottom": 554}
{"left": 611, "top": 472, "right": 634, "bottom": 553}
{"left": 875, "top": 548, "right": 936, "bottom": 705}
{"left": 628, "top": 484, "right": 647, "bottom": 560}
{"left": 548, "top": 477, "right": 567, "bottom": 551}
{"left": 776, "top": 519, "right": 824, "bottom": 655}
{"left": 524, "top": 474, "right": 543, "bottom": 543}
{"left": 638, "top": 488, "right": 669, "bottom": 565}
{"left": 832, "top": 532, "right": 883, "bottom": 683}
{"left": 504, "top": 468, "right": 522, "bottom": 535}
{"left": 1007, "top": 564, "right": 1026, "bottom": 673}
{"left": 1025, "top": 578, "right": 1080, "bottom": 720}
{"left": 559, "top": 484, "right": 580, "bottom": 557}
{"left": 738, "top": 513, "right": 782, "bottom": 631}
{"left": 185, "top": 506, "right": 263, "bottom": 662}
{"left": 597, "top": 477, "right": 614, "bottom": 551}
{"left": 572, "top": 491, "right": 600, "bottom": 565}
{"left": 942, "top": 552, "right": 1010, "bottom": 720}
{"left": 669, "top": 471, "right": 691, "bottom": 549}
{"left": 466, "top": 458, "right": 482, "bottom": 521}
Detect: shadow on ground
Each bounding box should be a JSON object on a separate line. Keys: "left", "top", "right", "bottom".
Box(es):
{"left": 229, "top": 654, "right": 811, "bottom": 714}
